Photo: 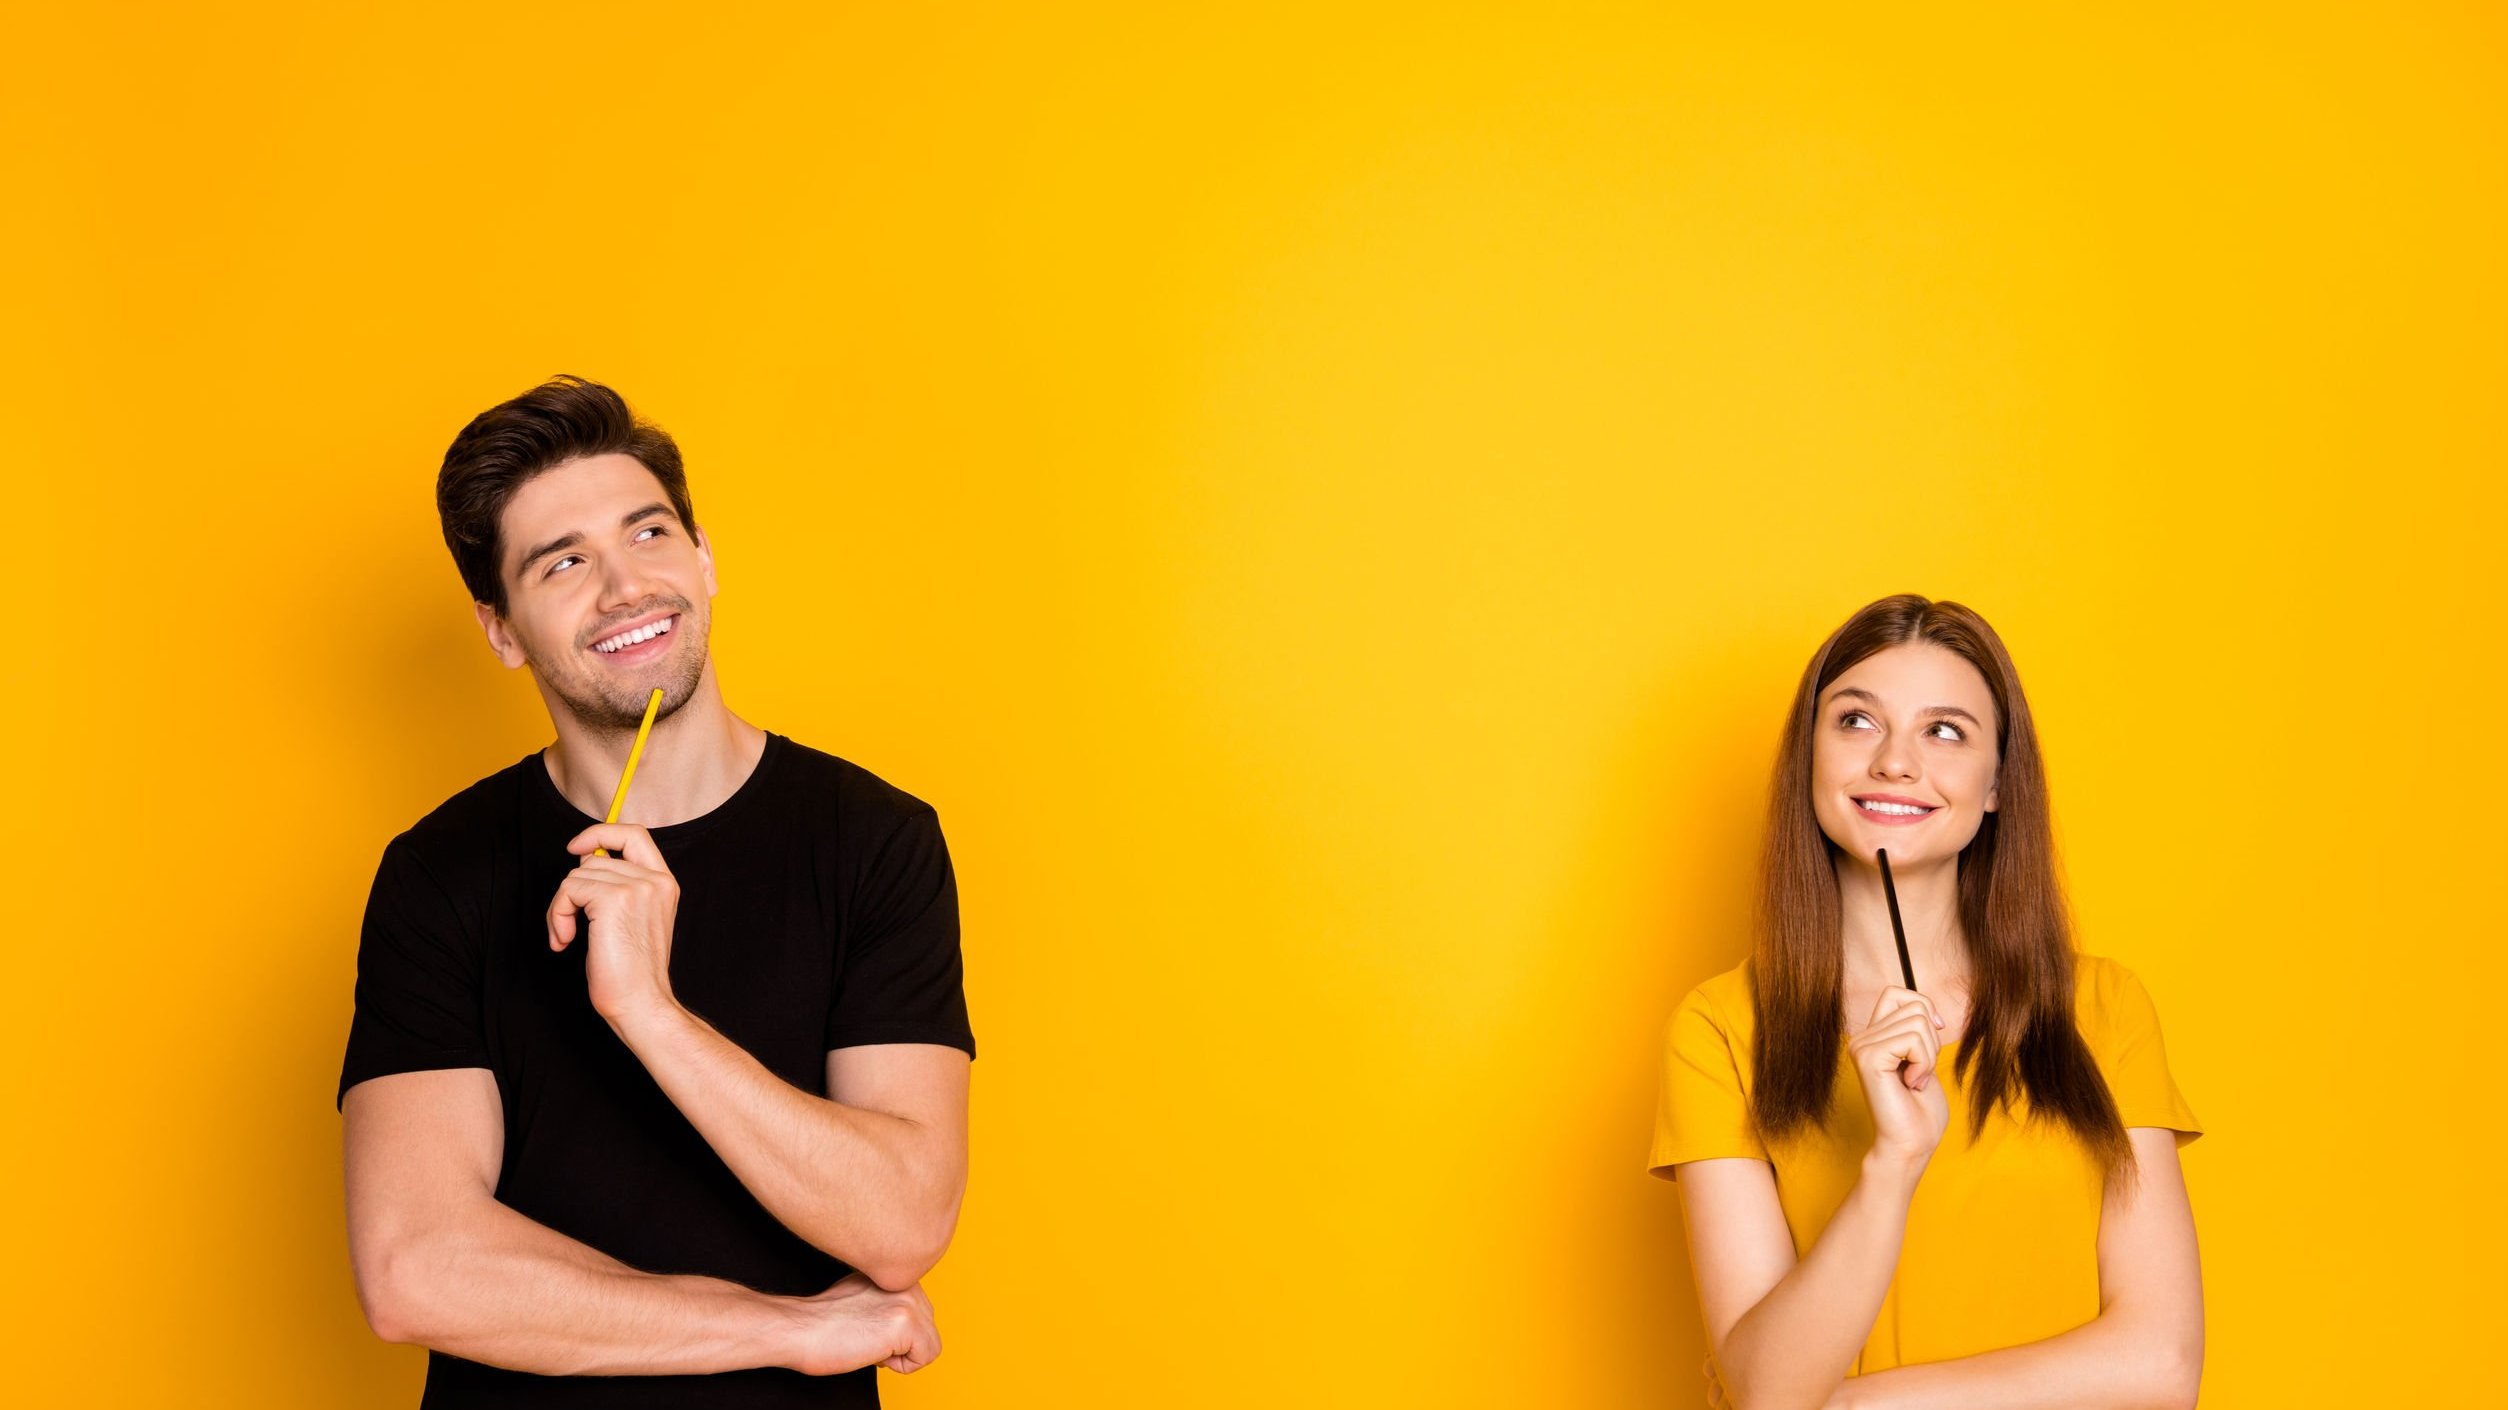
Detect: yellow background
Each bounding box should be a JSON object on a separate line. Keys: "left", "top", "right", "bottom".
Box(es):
{"left": 6, "top": 3, "right": 2500, "bottom": 1404}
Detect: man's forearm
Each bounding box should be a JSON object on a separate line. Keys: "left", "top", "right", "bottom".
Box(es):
{"left": 1827, "top": 1308, "right": 2196, "bottom": 1410}
{"left": 610, "top": 998, "right": 952, "bottom": 1287}
{"left": 377, "top": 1192, "right": 796, "bottom": 1377}
{"left": 1719, "top": 1155, "right": 1923, "bottom": 1410}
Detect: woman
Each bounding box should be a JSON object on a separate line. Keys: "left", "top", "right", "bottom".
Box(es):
{"left": 1649, "top": 595, "right": 2204, "bottom": 1409}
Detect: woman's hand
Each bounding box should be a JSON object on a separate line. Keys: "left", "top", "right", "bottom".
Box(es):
{"left": 1848, "top": 985, "right": 1950, "bottom": 1174}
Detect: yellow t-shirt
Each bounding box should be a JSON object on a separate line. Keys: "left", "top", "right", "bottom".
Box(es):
{"left": 1648, "top": 951, "right": 2201, "bottom": 1391}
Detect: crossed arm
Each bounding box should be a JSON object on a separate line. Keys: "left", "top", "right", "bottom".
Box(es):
{"left": 609, "top": 999, "right": 970, "bottom": 1290}
{"left": 1673, "top": 1126, "right": 2203, "bottom": 1410}
{"left": 342, "top": 1037, "right": 968, "bottom": 1376}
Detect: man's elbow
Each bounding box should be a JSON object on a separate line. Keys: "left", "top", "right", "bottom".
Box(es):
{"left": 353, "top": 1217, "right": 477, "bottom": 1349}
{"left": 849, "top": 1250, "right": 936, "bottom": 1292}
{"left": 851, "top": 1228, "right": 955, "bottom": 1292}
{"left": 352, "top": 1236, "right": 429, "bottom": 1347}
{"left": 837, "top": 1197, "right": 961, "bottom": 1291}
{"left": 364, "top": 1298, "right": 417, "bottom": 1349}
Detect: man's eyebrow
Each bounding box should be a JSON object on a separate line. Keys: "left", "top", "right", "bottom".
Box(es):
{"left": 514, "top": 503, "right": 676, "bottom": 578}
{"left": 1824, "top": 686, "right": 1984, "bottom": 727}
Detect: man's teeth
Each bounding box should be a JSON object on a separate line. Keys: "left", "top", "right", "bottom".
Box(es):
{"left": 1858, "top": 799, "right": 1935, "bottom": 816}
{"left": 594, "top": 617, "right": 673, "bottom": 653}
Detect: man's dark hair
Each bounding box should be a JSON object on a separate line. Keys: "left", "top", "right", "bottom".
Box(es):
{"left": 437, "top": 374, "right": 700, "bottom": 615}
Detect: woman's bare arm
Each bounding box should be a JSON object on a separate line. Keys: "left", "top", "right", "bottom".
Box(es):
{"left": 1820, "top": 1127, "right": 2203, "bottom": 1410}
{"left": 1676, "top": 988, "right": 1951, "bottom": 1410}
{"left": 1675, "top": 1149, "right": 1926, "bottom": 1410}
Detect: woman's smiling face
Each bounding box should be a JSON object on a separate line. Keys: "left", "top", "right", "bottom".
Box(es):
{"left": 1811, "top": 642, "right": 2002, "bottom": 866}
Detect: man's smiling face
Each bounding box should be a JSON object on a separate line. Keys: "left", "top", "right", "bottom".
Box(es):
{"left": 477, "top": 452, "right": 716, "bottom": 731}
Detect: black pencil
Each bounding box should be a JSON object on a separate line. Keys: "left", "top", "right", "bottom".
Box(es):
{"left": 1876, "top": 848, "right": 1918, "bottom": 991}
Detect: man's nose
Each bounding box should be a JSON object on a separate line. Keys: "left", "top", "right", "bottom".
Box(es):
{"left": 599, "top": 555, "right": 657, "bottom": 608}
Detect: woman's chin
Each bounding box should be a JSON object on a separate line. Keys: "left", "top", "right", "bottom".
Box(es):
{"left": 1823, "top": 830, "right": 1955, "bottom": 867}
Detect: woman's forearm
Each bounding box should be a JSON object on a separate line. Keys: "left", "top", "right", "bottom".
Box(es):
{"left": 1718, "top": 1154, "right": 1923, "bottom": 1410}
{"left": 1825, "top": 1307, "right": 2197, "bottom": 1410}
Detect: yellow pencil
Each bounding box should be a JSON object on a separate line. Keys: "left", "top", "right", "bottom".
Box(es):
{"left": 590, "top": 687, "right": 665, "bottom": 857}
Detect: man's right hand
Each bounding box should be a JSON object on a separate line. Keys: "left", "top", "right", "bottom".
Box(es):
{"left": 779, "top": 1272, "right": 941, "bottom": 1376}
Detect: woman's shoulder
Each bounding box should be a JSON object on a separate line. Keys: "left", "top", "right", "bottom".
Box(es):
{"left": 2074, "top": 950, "right": 2129, "bottom": 992}
{"left": 1673, "top": 959, "right": 1757, "bottom": 1036}
{"left": 2070, "top": 950, "right": 2204, "bottom": 1138}
{"left": 2070, "top": 951, "right": 2169, "bottom": 1043}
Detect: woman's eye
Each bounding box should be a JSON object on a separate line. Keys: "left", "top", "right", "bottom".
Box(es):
{"left": 1836, "top": 710, "right": 1962, "bottom": 741}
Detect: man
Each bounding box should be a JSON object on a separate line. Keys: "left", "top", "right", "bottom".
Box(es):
{"left": 337, "top": 375, "right": 974, "bottom": 1408}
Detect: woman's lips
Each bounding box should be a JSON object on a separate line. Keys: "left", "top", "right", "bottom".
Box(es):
{"left": 1852, "top": 797, "right": 1940, "bottom": 825}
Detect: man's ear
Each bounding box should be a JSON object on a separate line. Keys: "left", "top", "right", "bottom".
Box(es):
{"left": 474, "top": 600, "right": 528, "bottom": 669}
{"left": 696, "top": 525, "right": 718, "bottom": 599}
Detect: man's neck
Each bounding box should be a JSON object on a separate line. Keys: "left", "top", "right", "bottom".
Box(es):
{"left": 543, "top": 676, "right": 767, "bottom": 829}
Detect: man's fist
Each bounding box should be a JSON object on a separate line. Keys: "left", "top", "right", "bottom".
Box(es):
{"left": 781, "top": 1273, "right": 942, "bottom": 1376}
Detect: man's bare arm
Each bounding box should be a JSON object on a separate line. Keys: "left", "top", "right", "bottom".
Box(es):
{"left": 342, "top": 1067, "right": 937, "bottom": 1376}
{"left": 606, "top": 999, "right": 970, "bottom": 1291}
{"left": 548, "top": 820, "right": 970, "bottom": 1291}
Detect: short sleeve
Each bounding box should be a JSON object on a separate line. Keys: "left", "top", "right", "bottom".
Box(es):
{"left": 2095, "top": 961, "right": 2203, "bottom": 1148}
{"left": 825, "top": 804, "right": 976, "bottom": 1057}
{"left": 335, "top": 836, "right": 491, "bottom": 1110}
{"left": 1649, "top": 982, "right": 1769, "bottom": 1179}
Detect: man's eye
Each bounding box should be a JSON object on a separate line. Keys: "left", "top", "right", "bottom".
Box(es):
{"left": 548, "top": 526, "right": 664, "bottom": 578}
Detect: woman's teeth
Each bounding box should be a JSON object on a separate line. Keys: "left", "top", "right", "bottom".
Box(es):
{"left": 594, "top": 617, "right": 674, "bottom": 653}
{"left": 1857, "top": 799, "right": 1936, "bottom": 816}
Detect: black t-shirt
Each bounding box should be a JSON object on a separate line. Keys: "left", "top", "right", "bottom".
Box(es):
{"left": 337, "top": 730, "right": 975, "bottom": 1408}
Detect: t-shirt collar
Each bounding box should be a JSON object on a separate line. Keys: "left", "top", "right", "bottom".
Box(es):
{"left": 525, "top": 729, "right": 784, "bottom": 845}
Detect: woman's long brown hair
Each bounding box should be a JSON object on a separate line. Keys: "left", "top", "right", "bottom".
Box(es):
{"left": 1747, "top": 594, "right": 2137, "bottom": 1188}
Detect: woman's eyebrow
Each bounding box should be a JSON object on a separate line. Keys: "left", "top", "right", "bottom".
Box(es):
{"left": 1825, "top": 686, "right": 1983, "bottom": 727}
